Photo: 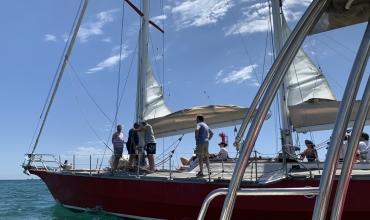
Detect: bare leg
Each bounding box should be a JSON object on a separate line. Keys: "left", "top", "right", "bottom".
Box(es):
{"left": 180, "top": 157, "right": 189, "bottom": 166}
{"left": 204, "top": 156, "right": 210, "bottom": 173}
{"left": 128, "top": 155, "right": 134, "bottom": 169}
{"left": 197, "top": 154, "right": 203, "bottom": 174}
{"left": 147, "top": 154, "right": 155, "bottom": 171}
{"left": 114, "top": 158, "right": 118, "bottom": 171}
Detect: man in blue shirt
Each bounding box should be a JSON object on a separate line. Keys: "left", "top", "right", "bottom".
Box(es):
{"left": 127, "top": 123, "right": 140, "bottom": 171}
{"left": 195, "top": 115, "right": 213, "bottom": 177}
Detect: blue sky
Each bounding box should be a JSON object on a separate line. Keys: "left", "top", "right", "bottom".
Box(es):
{"left": 1, "top": 0, "right": 369, "bottom": 179}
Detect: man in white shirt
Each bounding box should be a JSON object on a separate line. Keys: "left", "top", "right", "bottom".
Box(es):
{"left": 358, "top": 132, "right": 370, "bottom": 160}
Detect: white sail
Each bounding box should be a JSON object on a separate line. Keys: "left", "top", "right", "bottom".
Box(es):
{"left": 142, "top": 60, "right": 171, "bottom": 119}
{"left": 282, "top": 15, "right": 336, "bottom": 106}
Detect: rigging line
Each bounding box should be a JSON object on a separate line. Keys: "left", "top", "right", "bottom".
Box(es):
{"left": 284, "top": 1, "right": 323, "bottom": 69}
{"left": 226, "top": 0, "right": 260, "bottom": 85}
{"left": 115, "top": 0, "right": 126, "bottom": 127}
{"left": 67, "top": 60, "right": 114, "bottom": 124}
{"left": 178, "top": 71, "right": 214, "bottom": 106}
{"left": 118, "top": 38, "right": 139, "bottom": 113}
{"left": 261, "top": 6, "right": 271, "bottom": 82}
{"left": 155, "top": 135, "right": 183, "bottom": 160}
{"left": 149, "top": 32, "right": 162, "bottom": 85}
{"left": 27, "top": 0, "right": 84, "bottom": 154}
{"left": 67, "top": 65, "right": 113, "bottom": 153}
{"left": 161, "top": 0, "right": 165, "bottom": 98}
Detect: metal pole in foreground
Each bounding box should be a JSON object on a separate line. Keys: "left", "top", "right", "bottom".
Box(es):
{"left": 330, "top": 21, "right": 370, "bottom": 220}
{"left": 59, "top": 155, "right": 61, "bottom": 172}
{"left": 218, "top": 1, "right": 330, "bottom": 219}
{"left": 198, "top": 187, "right": 320, "bottom": 220}
{"left": 312, "top": 25, "right": 370, "bottom": 220}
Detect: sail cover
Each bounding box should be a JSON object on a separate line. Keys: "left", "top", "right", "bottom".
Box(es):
{"left": 146, "top": 105, "right": 271, "bottom": 138}
{"left": 289, "top": 100, "right": 370, "bottom": 133}
{"left": 142, "top": 62, "right": 171, "bottom": 119}
{"left": 282, "top": 15, "right": 336, "bottom": 106}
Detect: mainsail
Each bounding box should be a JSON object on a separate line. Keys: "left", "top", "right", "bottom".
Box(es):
{"left": 282, "top": 15, "right": 336, "bottom": 106}
{"left": 142, "top": 57, "right": 171, "bottom": 119}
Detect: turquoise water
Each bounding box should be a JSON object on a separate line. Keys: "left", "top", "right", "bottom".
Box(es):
{"left": 0, "top": 180, "right": 122, "bottom": 220}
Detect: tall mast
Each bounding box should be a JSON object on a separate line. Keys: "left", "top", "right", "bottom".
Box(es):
{"left": 271, "top": 0, "right": 294, "bottom": 154}
{"left": 136, "top": 0, "right": 150, "bottom": 123}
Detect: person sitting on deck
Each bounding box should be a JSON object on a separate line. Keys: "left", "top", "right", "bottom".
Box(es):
{"left": 176, "top": 150, "right": 199, "bottom": 170}
{"left": 299, "top": 140, "right": 318, "bottom": 162}
{"left": 358, "top": 132, "right": 370, "bottom": 160}
{"left": 209, "top": 142, "right": 229, "bottom": 160}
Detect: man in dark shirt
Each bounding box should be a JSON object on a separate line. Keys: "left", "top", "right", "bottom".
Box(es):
{"left": 127, "top": 122, "right": 140, "bottom": 171}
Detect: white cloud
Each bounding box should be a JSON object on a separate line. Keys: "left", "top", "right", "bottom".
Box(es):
{"left": 77, "top": 9, "right": 119, "bottom": 43}
{"left": 215, "top": 70, "right": 223, "bottom": 80}
{"left": 219, "top": 65, "right": 257, "bottom": 83}
{"left": 87, "top": 44, "right": 131, "bottom": 73}
{"left": 224, "top": 1, "right": 308, "bottom": 36}
{"left": 102, "top": 37, "right": 112, "bottom": 42}
{"left": 44, "top": 34, "right": 56, "bottom": 41}
{"left": 151, "top": 14, "right": 167, "bottom": 24}
{"left": 172, "top": 0, "right": 234, "bottom": 30}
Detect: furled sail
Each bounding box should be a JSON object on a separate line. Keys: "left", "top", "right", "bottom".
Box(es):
{"left": 289, "top": 100, "right": 370, "bottom": 133}
{"left": 282, "top": 15, "right": 336, "bottom": 106}
{"left": 147, "top": 105, "right": 271, "bottom": 138}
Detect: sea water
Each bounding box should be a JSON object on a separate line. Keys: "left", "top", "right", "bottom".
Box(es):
{"left": 0, "top": 180, "right": 123, "bottom": 220}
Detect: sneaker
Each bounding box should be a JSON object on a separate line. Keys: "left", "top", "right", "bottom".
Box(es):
{"left": 196, "top": 172, "right": 204, "bottom": 177}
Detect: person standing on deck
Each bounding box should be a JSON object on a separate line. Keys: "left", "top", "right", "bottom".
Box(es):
{"left": 135, "top": 120, "right": 156, "bottom": 173}
{"left": 195, "top": 115, "right": 213, "bottom": 177}
{"left": 126, "top": 123, "right": 140, "bottom": 171}
{"left": 112, "top": 125, "right": 126, "bottom": 171}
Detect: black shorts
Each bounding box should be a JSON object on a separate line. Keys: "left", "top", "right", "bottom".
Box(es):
{"left": 126, "top": 143, "right": 136, "bottom": 155}
{"left": 146, "top": 143, "right": 156, "bottom": 154}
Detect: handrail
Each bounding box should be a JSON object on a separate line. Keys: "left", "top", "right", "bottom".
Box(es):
{"left": 218, "top": 1, "right": 331, "bottom": 219}
{"left": 330, "top": 21, "right": 370, "bottom": 220}
{"left": 283, "top": 149, "right": 313, "bottom": 178}
{"left": 312, "top": 19, "right": 370, "bottom": 220}
{"left": 197, "top": 187, "right": 319, "bottom": 220}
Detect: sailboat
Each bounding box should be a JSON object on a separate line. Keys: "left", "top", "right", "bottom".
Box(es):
{"left": 22, "top": 0, "right": 370, "bottom": 219}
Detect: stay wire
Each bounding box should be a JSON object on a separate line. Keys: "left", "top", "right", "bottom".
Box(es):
{"left": 67, "top": 60, "right": 114, "bottom": 124}
{"left": 114, "top": 0, "right": 126, "bottom": 127}
{"left": 67, "top": 65, "right": 113, "bottom": 153}
{"left": 27, "top": 0, "right": 84, "bottom": 153}
{"left": 227, "top": 0, "right": 260, "bottom": 85}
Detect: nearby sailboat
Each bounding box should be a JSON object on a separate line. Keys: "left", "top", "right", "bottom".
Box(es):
{"left": 23, "top": 0, "right": 370, "bottom": 219}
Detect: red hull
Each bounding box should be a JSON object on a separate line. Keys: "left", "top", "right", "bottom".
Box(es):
{"left": 31, "top": 170, "right": 370, "bottom": 219}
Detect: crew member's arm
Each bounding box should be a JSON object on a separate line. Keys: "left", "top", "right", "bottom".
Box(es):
{"left": 314, "top": 150, "right": 319, "bottom": 161}
{"left": 195, "top": 128, "right": 199, "bottom": 140}
{"left": 208, "top": 129, "right": 214, "bottom": 141}
{"left": 112, "top": 133, "right": 116, "bottom": 147}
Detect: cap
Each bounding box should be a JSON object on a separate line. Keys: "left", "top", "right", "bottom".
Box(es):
{"left": 141, "top": 119, "right": 147, "bottom": 124}
{"left": 305, "top": 140, "right": 313, "bottom": 145}
{"left": 133, "top": 122, "right": 140, "bottom": 127}
{"left": 362, "top": 132, "right": 369, "bottom": 140}
{"left": 218, "top": 142, "right": 228, "bottom": 147}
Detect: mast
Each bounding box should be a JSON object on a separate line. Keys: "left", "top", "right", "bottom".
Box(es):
{"left": 271, "top": 0, "right": 294, "bottom": 155}
{"left": 30, "top": 0, "right": 89, "bottom": 154}
{"left": 136, "top": 0, "right": 150, "bottom": 123}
